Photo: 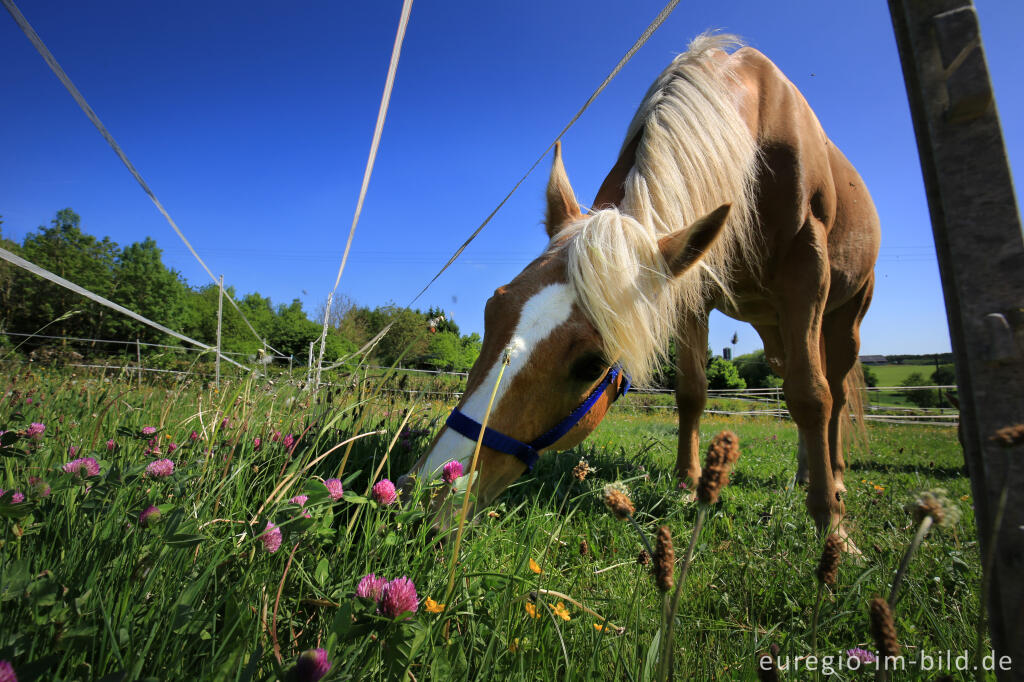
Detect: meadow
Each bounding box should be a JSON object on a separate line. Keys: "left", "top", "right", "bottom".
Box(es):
{"left": 0, "top": 362, "right": 982, "bottom": 681}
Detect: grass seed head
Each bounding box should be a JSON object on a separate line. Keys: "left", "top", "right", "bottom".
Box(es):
{"left": 697, "top": 430, "right": 741, "bottom": 505}
{"left": 653, "top": 525, "right": 675, "bottom": 592}
{"left": 579, "top": 539, "right": 590, "bottom": 557}
{"left": 816, "top": 533, "right": 842, "bottom": 586}
{"left": 756, "top": 647, "right": 779, "bottom": 682}
{"left": 990, "top": 423, "right": 1024, "bottom": 447}
{"left": 868, "top": 596, "right": 901, "bottom": 659}
{"left": 572, "top": 457, "right": 595, "bottom": 482}
{"left": 907, "top": 488, "right": 960, "bottom": 528}
{"left": 602, "top": 482, "right": 635, "bottom": 520}
{"left": 637, "top": 549, "right": 651, "bottom": 567}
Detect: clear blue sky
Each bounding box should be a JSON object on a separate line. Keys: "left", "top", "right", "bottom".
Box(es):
{"left": 2, "top": 1, "right": 1021, "bottom": 358}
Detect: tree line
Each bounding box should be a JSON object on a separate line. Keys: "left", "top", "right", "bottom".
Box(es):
{"left": 0, "top": 209, "right": 481, "bottom": 372}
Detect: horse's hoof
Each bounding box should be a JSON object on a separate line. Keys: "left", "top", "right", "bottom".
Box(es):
{"left": 836, "top": 526, "right": 862, "bottom": 556}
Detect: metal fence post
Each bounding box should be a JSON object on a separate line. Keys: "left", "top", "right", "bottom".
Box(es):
{"left": 135, "top": 338, "right": 142, "bottom": 389}
{"left": 888, "top": 1, "right": 1024, "bottom": 675}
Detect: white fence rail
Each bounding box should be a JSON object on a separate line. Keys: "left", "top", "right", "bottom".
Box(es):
{"left": 10, "top": 349, "right": 957, "bottom": 428}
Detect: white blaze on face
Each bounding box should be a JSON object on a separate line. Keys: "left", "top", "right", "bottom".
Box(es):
{"left": 420, "top": 283, "right": 575, "bottom": 479}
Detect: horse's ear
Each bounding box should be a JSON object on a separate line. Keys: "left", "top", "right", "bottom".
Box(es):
{"left": 658, "top": 204, "right": 731, "bottom": 277}
{"left": 545, "top": 141, "right": 582, "bottom": 238}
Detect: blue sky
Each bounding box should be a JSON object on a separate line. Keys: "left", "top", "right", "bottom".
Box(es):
{"left": 2, "top": 1, "right": 1021, "bottom": 358}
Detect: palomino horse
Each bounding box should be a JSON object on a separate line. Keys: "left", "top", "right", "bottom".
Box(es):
{"left": 405, "top": 34, "right": 880, "bottom": 544}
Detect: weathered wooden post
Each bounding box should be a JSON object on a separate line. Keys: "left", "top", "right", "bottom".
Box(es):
{"left": 889, "top": 1, "right": 1024, "bottom": 677}
{"left": 215, "top": 274, "right": 224, "bottom": 389}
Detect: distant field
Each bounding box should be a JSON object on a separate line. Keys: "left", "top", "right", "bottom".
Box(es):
{"left": 864, "top": 364, "right": 950, "bottom": 408}
{"left": 868, "top": 364, "right": 937, "bottom": 386}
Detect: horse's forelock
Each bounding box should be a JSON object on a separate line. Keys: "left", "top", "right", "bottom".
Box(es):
{"left": 561, "top": 209, "right": 676, "bottom": 387}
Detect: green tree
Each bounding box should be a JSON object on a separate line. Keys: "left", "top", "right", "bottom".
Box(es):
{"left": 11, "top": 209, "right": 119, "bottom": 340}
{"left": 423, "top": 331, "right": 464, "bottom": 371}
{"left": 706, "top": 356, "right": 746, "bottom": 390}
{"left": 900, "top": 372, "right": 938, "bottom": 408}
{"left": 931, "top": 364, "right": 956, "bottom": 386}
{"left": 732, "top": 349, "right": 780, "bottom": 388}
{"left": 0, "top": 219, "right": 21, "bottom": 334}
{"left": 269, "top": 298, "right": 328, "bottom": 359}
{"left": 374, "top": 306, "right": 430, "bottom": 367}
{"left": 106, "top": 238, "right": 189, "bottom": 344}
{"left": 862, "top": 365, "right": 878, "bottom": 388}
{"left": 425, "top": 306, "right": 460, "bottom": 336}
{"left": 460, "top": 332, "right": 482, "bottom": 370}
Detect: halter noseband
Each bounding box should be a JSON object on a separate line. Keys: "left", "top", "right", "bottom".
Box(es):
{"left": 444, "top": 365, "right": 631, "bottom": 472}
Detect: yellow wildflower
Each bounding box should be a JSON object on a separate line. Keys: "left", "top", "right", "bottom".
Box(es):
{"left": 594, "top": 623, "right": 605, "bottom": 631}
{"left": 424, "top": 597, "right": 444, "bottom": 613}
{"left": 960, "top": 494, "right": 969, "bottom": 501}
{"left": 524, "top": 602, "right": 540, "bottom": 619}
{"left": 529, "top": 558, "right": 542, "bottom": 574}
{"left": 551, "top": 602, "right": 570, "bottom": 621}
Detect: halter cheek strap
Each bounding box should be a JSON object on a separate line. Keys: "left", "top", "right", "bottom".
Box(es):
{"left": 444, "top": 365, "right": 631, "bottom": 472}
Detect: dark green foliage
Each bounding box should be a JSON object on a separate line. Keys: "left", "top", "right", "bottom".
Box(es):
{"left": 901, "top": 372, "right": 940, "bottom": 407}
{"left": 931, "top": 364, "right": 956, "bottom": 387}
{"left": 706, "top": 356, "right": 746, "bottom": 390}
{"left": 732, "top": 349, "right": 781, "bottom": 389}
{"left": 863, "top": 364, "right": 879, "bottom": 387}
{"left": 887, "top": 352, "right": 955, "bottom": 365}
{"left": 2, "top": 210, "right": 481, "bottom": 370}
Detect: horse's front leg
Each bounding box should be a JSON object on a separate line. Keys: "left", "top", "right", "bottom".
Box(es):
{"left": 777, "top": 231, "right": 849, "bottom": 543}
{"left": 674, "top": 313, "right": 709, "bottom": 492}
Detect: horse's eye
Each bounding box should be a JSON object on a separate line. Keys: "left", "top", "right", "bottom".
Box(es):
{"left": 570, "top": 354, "right": 607, "bottom": 383}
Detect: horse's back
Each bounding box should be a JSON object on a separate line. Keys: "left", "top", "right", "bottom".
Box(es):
{"left": 725, "top": 46, "right": 880, "bottom": 308}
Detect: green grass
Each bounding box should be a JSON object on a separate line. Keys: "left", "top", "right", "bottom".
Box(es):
{"left": 0, "top": 363, "right": 983, "bottom": 680}
{"left": 869, "top": 364, "right": 936, "bottom": 387}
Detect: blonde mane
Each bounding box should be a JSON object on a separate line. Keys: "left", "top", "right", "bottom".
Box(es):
{"left": 559, "top": 33, "right": 760, "bottom": 386}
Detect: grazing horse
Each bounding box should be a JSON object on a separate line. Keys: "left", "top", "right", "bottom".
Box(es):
{"left": 404, "top": 34, "right": 880, "bottom": 545}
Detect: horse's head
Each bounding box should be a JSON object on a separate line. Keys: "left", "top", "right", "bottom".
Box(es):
{"left": 402, "top": 143, "right": 730, "bottom": 512}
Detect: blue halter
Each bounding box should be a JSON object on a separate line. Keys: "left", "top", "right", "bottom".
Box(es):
{"left": 444, "top": 365, "right": 631, "bottom": 472}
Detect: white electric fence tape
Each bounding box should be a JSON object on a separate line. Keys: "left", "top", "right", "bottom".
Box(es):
{"left": 1, "top": 0, "right": 284, "bottom": 358}
{"left": 0, "top": 246, "right": 249, "bottom": 372}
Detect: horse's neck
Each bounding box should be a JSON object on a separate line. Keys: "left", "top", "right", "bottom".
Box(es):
{"left": 591, "top": 131, "right": 643, "bottom": 211}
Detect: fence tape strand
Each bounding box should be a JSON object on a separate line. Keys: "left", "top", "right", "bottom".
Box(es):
{"left": 0, "top": 246, "right": 248, "bottom": 372}
{"left": 2, "top": 0, "right": 283, "bottom": 357}
{"left": 406, "top": 0, "right": 682, "bottom": 305}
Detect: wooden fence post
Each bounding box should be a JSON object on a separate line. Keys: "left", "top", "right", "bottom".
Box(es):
{"left": 888, "top": 1, "right": 1024, "bottom": 676}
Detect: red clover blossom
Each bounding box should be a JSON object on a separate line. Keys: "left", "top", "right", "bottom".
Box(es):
{"left": 442, "top": 459, "right": 464, "bottom": 485}
{"left": 146, "top": 459, "right": 174, "bottom": 478}
{"left": 355, "top": 573, "right": 387, "bottom": 601}
{"left": 324, "top": 478, "right": 344, "bottom": 500}
{"left": 380, "top": 576, "right": 419, "bottom": 618}
{"left": 372, "top": 479, "right": 397, "bottom": 505}
{"left": 63, "top": 457, "right": 100, "bottom": 477}
{"left": 293, "top": 648, "right": 332, "bottom": 682}
{"left": 259, "top": 521, "right": 282, "bottom": 553}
